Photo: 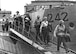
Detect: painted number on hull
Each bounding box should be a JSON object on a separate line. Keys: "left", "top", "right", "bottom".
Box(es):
{"left": 48, "top": 14, "right": 54, "bottom": 22}
{"left": 55, "top": 13, "right": 60, "bottom": 20}
{"left": 48, "top": 12, "right": 68, "bottom": 22}
{"left": 61, "top": 12, "right": 68, "bottom": 21}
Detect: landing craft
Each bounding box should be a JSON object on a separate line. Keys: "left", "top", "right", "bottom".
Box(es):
{"left": 25, "top": 1, "right": 76, "bottom": 52}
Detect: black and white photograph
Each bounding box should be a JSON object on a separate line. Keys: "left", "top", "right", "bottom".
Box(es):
{"left": 0, "top": 0, "right": 76, "bottom": 54}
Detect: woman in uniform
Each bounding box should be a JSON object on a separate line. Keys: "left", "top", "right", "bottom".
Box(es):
{"left": 40, "top": 17, "right": 49, "bottom": 45}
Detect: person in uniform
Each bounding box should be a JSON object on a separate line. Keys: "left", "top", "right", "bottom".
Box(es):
{"left": 5, "top": 19, "right": 9, "bottom": 32}
{"left": 15, "top": 11, "right": 20, "bottom": 18}
{"left": 25, "top": 17, "right": 31, "bottom": 31}
{"left": 40, "top": 17, "right": 49, "bottom": 45}
{"left": 54, "top": 20, "right": 70, "bottom": 53}
{"left": 2, "top": 19, "right": 6, "bottom": 32}
{"left": 15, "top": 11, "right": 20, "bottom": 27}
{"left": 34, "top": 16, "right": 41, "bottom": 41}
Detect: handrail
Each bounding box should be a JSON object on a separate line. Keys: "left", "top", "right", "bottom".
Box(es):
{"left": 12, "top": 20, "right": 37, "bottom": 44}
{"left": 11, "top": 20, "right": 44, "bottom": 54}
{"left": 9, "top": 33, "right": 44, "bottom": 54}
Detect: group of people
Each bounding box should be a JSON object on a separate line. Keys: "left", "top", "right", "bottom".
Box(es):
{"left": 1, "top": 11, "right": 30, "bottom": 32}
{"left": 10, "top": 11, "right": 71, "bottom": 53}
{"left": 34, "top": 16, "right": 71, "bottom": 53}
{"left": 13, "top": 11, "right": 31, "bottom": 32}
{"left": 34, "top": 16, "right": 52, "bottom": 45}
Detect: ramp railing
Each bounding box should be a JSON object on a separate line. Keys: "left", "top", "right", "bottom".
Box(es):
{"left": 10, "top": 18, "right": 45, "bottom": 54}
{"left": 10, "top": 17, "right": 76, "bottom": 54}
{"left": 11, "top": 20, "right": 37, "bottom": 43}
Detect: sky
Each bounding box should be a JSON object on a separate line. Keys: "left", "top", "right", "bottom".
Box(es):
{"left": 0, "top": 0, "right": 35, "bottom": 15}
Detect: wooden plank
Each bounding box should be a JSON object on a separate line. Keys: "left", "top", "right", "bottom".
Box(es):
{"left": 7, "top": 41, "right": 11, "bottom": 52}
{"left": 9, "top": 42, "right": 13, "bottom": 53}
{"left": 19, "top": 43, "right": 23, "bottom": 54}
{"left": 14, "top": 44, "right": 16, "bottom": 54}
{"left": 18, "top": 43, "right": 22, "bottom": 54}
{"left": 11, "top": 44, "right": 14, "bottom": 53}
{"left": 11, "top": 43, "right": 16, "bottom": 53}
{"left": 3, "top": 39, "right": 7, "bottom": 51}
{"left": 6, "top": 40, "right": 10, "bottom": 52}
{"left": 15, "top": 42, "right": 19, "bottom": 54}
{"left": 0, "top": 38, "right": 4, "bottom": 50}
{"left": 0, "top": 38, "right": 2, "bottom": 49}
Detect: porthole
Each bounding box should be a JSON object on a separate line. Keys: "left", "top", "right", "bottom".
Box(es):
{"left": 69, "top": 22, "right": 75, "bottom": 30}
{"left": 69, "top": 22, "right": 74, "bottom": 27}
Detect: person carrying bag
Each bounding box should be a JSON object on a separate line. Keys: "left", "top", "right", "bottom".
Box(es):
{"left": 54, "top": 20, "right": 71, "bottom": 53}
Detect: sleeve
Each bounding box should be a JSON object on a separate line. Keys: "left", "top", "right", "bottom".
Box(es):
{"left": 46, "top": 21, "right": 48, "bottom": 26}
{"left": 54, "top": 25, "right": 59, "bottom": 37}
{"left": 40, "top": 22, "right": 43, "bottom": 32}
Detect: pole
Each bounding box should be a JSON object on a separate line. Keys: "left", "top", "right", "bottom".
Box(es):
{"left": 22, "top": 16, "right": 25, "bottom": 34}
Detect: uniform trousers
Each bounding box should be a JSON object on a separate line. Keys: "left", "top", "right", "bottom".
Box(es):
{"left": 57, "top": 35, "right": 68, "bottom": 51}
{"left": 35, "top": 25, "right": 40, "bottom": 41}
{"left": 5, "top": 24, "right": 9, "bottom": 31}
{"left": 42, "top": 27, "right": 49, "bottom": 44}
{"left": 2, "top": 25, "right": 5, "bottom": 31}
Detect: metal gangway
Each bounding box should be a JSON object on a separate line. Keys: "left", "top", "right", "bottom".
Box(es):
{"left": 9, "top": 17, "right": 75, "bottom": 54}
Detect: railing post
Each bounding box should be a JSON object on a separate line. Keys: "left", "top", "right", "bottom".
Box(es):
{"left": 22, "top": 17, "right": 25, "bottom": 35}
{"left": 13, "top": 21, "right": 16, "bottom": 29}
{"left": 28, "top": 26, "right": 30, "bottom": 37}
{"left": 17, "top": 21, "right": 19, "bottom": 32}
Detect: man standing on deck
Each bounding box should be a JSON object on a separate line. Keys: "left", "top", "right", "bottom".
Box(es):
{"left": 5, "top": 19, "right": 9, "bottom": 32}
{"left": 2, "top": 15, "right": 6, "bottom": 32}
{"left": 2, "top": 18, "right": 6, "bottom": 32}
{"left": 34, "top": 16, "right": 41, "bottom": 41}
{"left": 15, "top": 11, "right": 20, "bottom": 18}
